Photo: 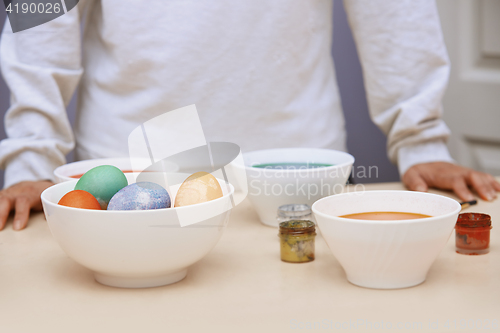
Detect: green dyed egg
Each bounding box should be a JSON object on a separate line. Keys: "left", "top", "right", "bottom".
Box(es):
{"left": 75, "top": 165, "right": 128, "bottom": 209}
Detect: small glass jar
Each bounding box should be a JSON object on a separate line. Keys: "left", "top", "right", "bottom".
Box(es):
{"left": 279, "top": 220, "right": 316, "bottom": 263}
{"left": 455, "top": 213, "right": 492, "bottom": 255}
{"left": 277, "top": 204, "right": 314, "bottom": 224}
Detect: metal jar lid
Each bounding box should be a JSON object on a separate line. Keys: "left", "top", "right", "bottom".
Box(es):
{"left": 277, "top": 204, "right": 312, "bottom": 218}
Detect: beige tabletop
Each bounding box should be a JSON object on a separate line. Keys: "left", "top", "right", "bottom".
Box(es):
{"left": 1, "top": 182, "right": 499, "bottom": 333}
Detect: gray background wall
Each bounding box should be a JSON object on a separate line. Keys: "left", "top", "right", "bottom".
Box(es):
{"left": 0, "top": 0, "right": 399, "bottom": 189}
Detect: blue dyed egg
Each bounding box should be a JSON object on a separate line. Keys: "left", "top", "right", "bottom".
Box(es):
{"left": 108, "top": 182, "right": 171, "bottom": 211}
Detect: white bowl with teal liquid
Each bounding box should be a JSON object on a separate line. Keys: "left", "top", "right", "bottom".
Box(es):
{"left": 240, "top": 148, "right": 354, "bottom": 227}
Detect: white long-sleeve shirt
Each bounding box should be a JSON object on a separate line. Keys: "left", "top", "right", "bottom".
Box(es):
{"left": 0, "top": 0, "right": 453, "bottom": 188}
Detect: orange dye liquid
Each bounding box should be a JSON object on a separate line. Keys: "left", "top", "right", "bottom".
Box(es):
{"left": 70, "top": 170, "right": 140, "bottom": 178}
{"left": 340, "top": 212, "right": 431, "bottom": 220}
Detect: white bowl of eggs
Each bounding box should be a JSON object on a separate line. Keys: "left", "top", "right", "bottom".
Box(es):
{"left": 312, "top": 190, "right": 461, "bottom": 289}
{"left": 41, "top": 166, "right": 234, "bottom": 288}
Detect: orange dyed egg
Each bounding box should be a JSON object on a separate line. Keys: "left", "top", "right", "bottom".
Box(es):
{"left": 58, "top": 190, "right": 102, "bottom": 210}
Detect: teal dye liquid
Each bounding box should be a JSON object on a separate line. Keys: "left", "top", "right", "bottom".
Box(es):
{"left": 252, "top": 162, "right": 333, "bottom": 170}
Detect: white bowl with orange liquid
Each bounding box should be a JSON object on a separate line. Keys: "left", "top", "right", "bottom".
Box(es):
{"left": 54, "top": 158, "right": 178, "bottom": 182}
{"left": 312, "top": 190, "right": 461, "bottom": 289}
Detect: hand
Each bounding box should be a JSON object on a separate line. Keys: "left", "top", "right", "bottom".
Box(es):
{"left": 403, "top": 162, "right": 500, "bottom": 202}
{"left": 0, "top": 181, "right": 54, "bottom": 231}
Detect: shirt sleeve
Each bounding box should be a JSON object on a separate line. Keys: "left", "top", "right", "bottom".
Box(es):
{"left": 342, "top": 0, "right": 454, "bottom": 177}
{"left": 0, "top": 4, "right": 85, "bottom": 188}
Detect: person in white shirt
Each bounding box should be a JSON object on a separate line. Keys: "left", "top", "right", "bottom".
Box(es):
{"left": 0, "top": 0, "right": 499, "bottom": 231}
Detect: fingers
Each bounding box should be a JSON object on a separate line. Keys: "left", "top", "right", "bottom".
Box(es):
{"left": 451, "top": 177, "right": 475, "bottom": 202}
{"left": 0, "top": 181, "right": 53, "bottom": 231}
{"left": 469, "top": 172, "right": 497, "bottom": 201}
{"left": 487, "top": 174, "right": 500, "bottom": 192}
{"left": 402, "top": 168, "right": 429, "bottom": 192}
{"left": 13, "top": 196, "right": 31, "bottom": 231}
{"left": 0, "top": 196, "right": 13, "bottom": 231}
{"left": 493, "top": 181, "right": 500, "bottom": 192}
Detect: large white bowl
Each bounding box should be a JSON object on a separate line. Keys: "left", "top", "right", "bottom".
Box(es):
{"left": 312, "top": 190, "right": 461, "bottom": 289}
{"left": 238, "top": 148, "right": 354, "bottom": 227}
{"left": 41, "top": 173, "right": 234, "bottom": 288}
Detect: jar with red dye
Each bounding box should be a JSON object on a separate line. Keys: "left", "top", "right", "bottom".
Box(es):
{"left": 455, "top": 213, "right": 492, "bottom": 255}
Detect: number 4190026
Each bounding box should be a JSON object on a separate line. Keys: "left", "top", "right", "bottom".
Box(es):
{"left": 5, "top": 2, "right": 62, "bottom": 14}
